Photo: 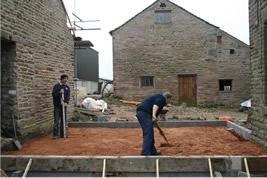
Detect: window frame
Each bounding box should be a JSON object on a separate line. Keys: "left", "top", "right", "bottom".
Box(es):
{"left": 217, "top": 36, "right": 222, "bottom": 43}
{"left": 155, "top": 11, "right": 172, "bottom": 23}
{"left": 140, "top": 76, "right": 154, "bottom": 87}
{"left": 230, "top": 49, "right": 235, "bottom": 54}
{"left": 219, "top": 79, "right": 232, "bottom": 91}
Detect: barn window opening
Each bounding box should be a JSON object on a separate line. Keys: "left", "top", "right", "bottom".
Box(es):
{"left": 160, "top": 3, "right": 166, "bottom": 7}
{"left": 141, "top": 76, "right": 154, "bottom": 87}
{"left": 217, "top": 36, "right": 222, "bottom": 43}
{"left": 155, "top": 11, "right": 171, "bottom": 22}
{"left": 230, "top": 49, "right": 235, "bottom": 54}
{"left": 219, "top": 80, "right": 232, "bottom": 91}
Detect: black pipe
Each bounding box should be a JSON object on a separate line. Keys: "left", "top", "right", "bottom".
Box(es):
{"left": 101, "top": 80, "right": 113, "bottom": 99}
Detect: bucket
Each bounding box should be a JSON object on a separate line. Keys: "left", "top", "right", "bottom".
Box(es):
{"left": 219, "top": 117, "right": 232, "bottom": 121}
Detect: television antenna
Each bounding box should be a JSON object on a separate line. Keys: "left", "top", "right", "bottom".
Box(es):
{"left": 71, "top": 0, "right": 101, "bottom": 32}
{"left": 72, "top": 13, "right": 101, "bottom": 31}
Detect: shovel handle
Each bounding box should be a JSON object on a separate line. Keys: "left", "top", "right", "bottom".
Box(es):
{"left": 22, "top": 158, "right": 32, "bottom": 177}
{"left": 62, "top": 94, "right": 66, "bottom": 138}
{"left": 12, "top": 111, "right": 17, "bottom": 138}
{"left": 154, "top": 122, "right": 169, "bottom": 144}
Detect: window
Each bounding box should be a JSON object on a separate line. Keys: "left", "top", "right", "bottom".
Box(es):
{"left": 219, "top": 80, "right": 232, "bottom": 91}
{"left": 155, "top": 11, "right": 171, "bottom": 22}
{"left": 217, "top": 36, "right": 222, "bottom": 43}
{"left": 230, "top": 49, "right": 235, "bottom": 54}
{"left": 141, "top": 76, "right": 154, "bottom": 87}
{"left": 160, "top": 3, "right": 166, "bottom": 7}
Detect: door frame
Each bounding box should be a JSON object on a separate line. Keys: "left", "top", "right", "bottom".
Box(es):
{"left": 178, "top": 74, "right": 197, "bottom": 105}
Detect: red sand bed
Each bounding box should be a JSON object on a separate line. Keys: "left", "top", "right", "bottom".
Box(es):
{"left": 3, "top": 127, "right": 267, "bottom": 156}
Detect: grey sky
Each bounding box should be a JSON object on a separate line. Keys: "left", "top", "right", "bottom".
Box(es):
{"left": 63, "top": 0, "right": 249, "bottom": 80}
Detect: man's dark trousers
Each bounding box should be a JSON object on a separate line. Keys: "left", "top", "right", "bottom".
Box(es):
{"left": 136, "top": 110, "right": 157, "bottom": 156}
{"left": 53, "top": 106, "right": 67, "bottom": 137}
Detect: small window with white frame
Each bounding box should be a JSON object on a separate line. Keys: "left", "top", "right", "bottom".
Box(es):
{"left": 155, "top": 11, "right": 171, "bottom": 22}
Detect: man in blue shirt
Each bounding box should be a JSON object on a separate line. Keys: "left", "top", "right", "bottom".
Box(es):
{"left": 52, "top": 74, "right": 70, "bottom": 139}
{"left": 136, "top": 92, "right": 171, "bottom": 156}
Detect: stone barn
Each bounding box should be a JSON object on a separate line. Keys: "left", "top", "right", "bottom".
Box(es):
{"left": 110, "top": 0, "right": 250, "bottom": 106}
{"left": 249, "top": 0, "right": 267, "bottom": 148}
{"left": 1, "top": 0, "right": 74, "bottom": 143}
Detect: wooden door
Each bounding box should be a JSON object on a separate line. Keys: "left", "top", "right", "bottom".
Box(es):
{"left": 179, "top": 75, "right": 197, "bottom": 106}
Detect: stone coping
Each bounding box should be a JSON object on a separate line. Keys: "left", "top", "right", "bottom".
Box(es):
{"left": 68, "top": 120, "right": 227, "bottom": 128}
{"left": 1, "top": 155, "right": 267, "bottom": 173}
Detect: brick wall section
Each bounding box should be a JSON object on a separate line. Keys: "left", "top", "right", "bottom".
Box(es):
{"left": 249, "top": 0, "right": 267, "bottom": 148}
{"left": 111, "top": 0, "right": 250, "bottom": 106}
{"left": 1, "top": 0, "right": 74, "bottom": 143}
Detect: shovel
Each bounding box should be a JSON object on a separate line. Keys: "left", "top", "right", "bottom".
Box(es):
{"left": 154, "top": 121, "right": 170, "bottom": 146}
{"left": 61, "top": 94, "right": 66, "bottom": 138}
{"left": 12, "top": 111, "right": 22, "bottom": 149}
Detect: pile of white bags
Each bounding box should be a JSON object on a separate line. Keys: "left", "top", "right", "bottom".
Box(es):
{"left": 82, "top": 97, "right": 108, "bottom": 112}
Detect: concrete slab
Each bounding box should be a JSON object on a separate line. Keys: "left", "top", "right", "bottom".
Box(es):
{"left": 1, "top": 155, "right": 267, "bottom": 177}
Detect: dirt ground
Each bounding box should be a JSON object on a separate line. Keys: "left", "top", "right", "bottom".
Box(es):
{"left": 3, "top": 126, "right": 267, "bottom": 156}
{"left": 2, "top": 97, "right": 257, "bottom": 156}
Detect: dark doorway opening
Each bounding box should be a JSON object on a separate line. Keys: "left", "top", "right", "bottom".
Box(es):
{"left": 1, "top": 40, "right": 17, "bottom": 137}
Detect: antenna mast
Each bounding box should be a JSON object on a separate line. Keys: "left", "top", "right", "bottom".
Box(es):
{"left": 72, "top": 0, "right": 101, "bottom": 32}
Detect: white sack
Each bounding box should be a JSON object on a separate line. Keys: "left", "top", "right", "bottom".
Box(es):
{"left": 82, "top": 97, "right": 108, "bottom": 111}
{"left": 240, "top": 99, "right": 251, "bottom": 108}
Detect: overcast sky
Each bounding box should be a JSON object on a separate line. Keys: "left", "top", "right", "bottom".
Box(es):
{"left": 63, "top": 0, "right": 249, "bottom": 80}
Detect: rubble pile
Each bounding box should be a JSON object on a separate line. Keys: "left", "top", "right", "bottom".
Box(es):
{"left": 73, "top": 96, "right": 250, "bottom": 128}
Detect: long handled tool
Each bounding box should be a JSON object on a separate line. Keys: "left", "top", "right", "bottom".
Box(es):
{"left": 154, "top": 121, "right": 169, "bottom": 145}
{"left": 12, "top": 111, "right": 22, "bottom": 149}
{"left": 22, "top": 158, "right": 32, "bottom": 177}
{"left": 227, "top": 128, "right": 247, "bottom": 141}
{"left": 61, "top": 94, "right": 66, "bottom": 138}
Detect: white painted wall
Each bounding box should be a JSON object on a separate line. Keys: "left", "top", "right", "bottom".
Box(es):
{"left": 77, "top": 80, "right": 99, "bottom": 94}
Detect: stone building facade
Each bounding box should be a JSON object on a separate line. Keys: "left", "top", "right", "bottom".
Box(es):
{"left": 1, "top": 0, "right": 74, "bottom": 143}
{"left": 110, "top": 0, "right": 250, "bottom": 106}
{"left": 249, "top": 0, "right": 267, "bottom": 148}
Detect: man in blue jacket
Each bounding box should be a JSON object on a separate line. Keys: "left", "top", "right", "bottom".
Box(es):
{"left": 52, "top": 74, "right": 70, "bottom": 139}
{"left": 136, "top": 92, "right": 171, "bottom": 156}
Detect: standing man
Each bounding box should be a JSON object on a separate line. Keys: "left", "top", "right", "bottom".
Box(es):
{"left": 52, "top": 74, "right": 70, "bottom": 139}
{"left": 136, "top": 92, "right": 171, "bottom": 156}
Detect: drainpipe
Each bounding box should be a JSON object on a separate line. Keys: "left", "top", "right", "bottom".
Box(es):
{"left": 74, "top": 45, "right": 79, "bottom": 107}
{"left": 255, "top": 0, "right": 259, "bottom": 27}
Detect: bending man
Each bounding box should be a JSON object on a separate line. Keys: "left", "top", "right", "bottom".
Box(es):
{"left": 136, "top": 92, "right": 171, "bottom": 156}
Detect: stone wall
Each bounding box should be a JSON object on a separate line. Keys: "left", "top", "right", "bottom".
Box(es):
{"left": 111, "top": 0, "right": 250, "bottom": 106}
{"left": 249, "top": 0, "right": 267, "bottom": 148}
{"left": 1, "top": 0, "right": 74, "bottom": 143}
